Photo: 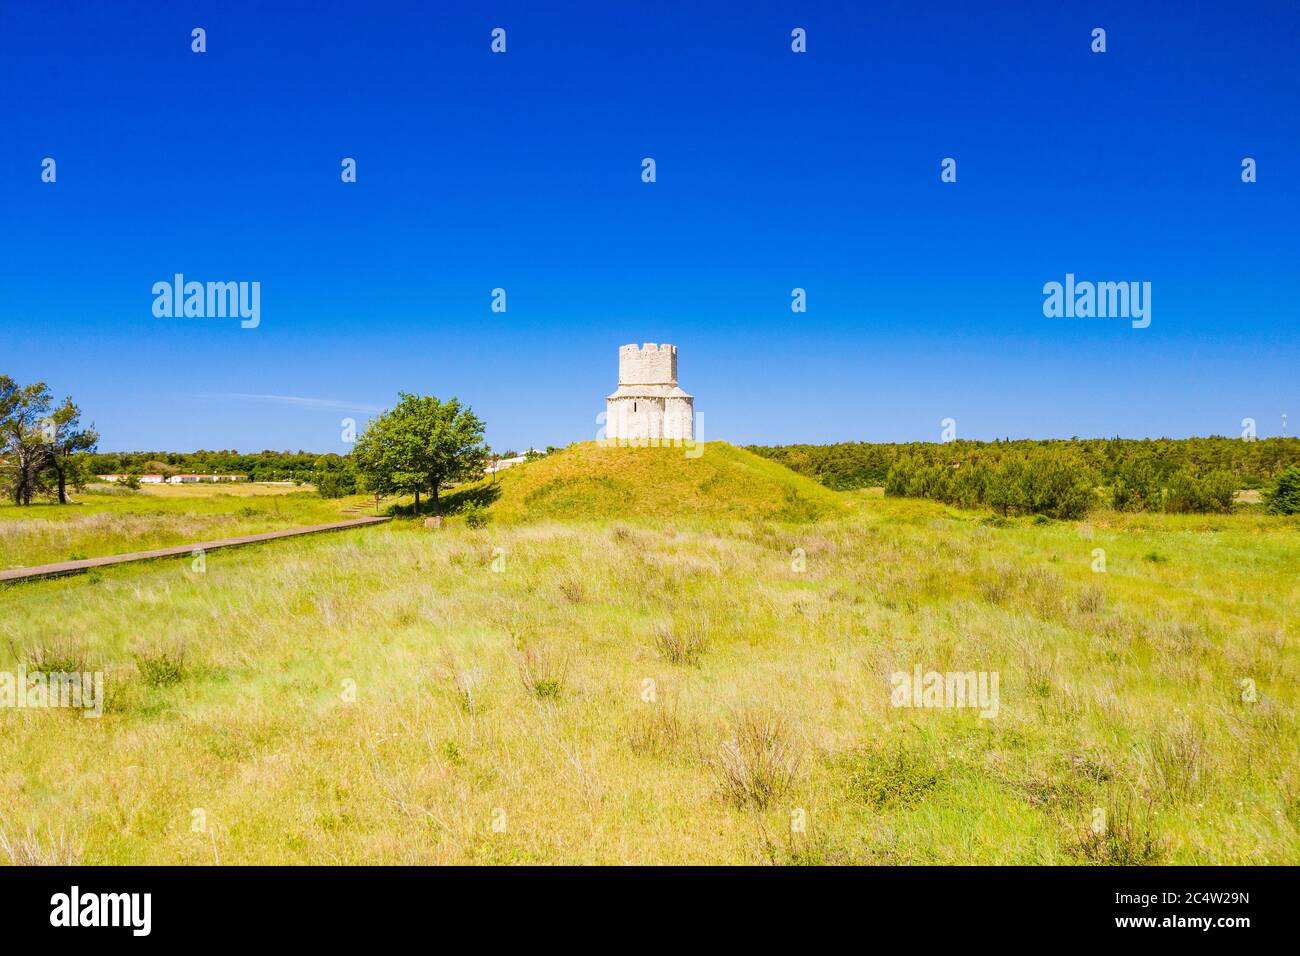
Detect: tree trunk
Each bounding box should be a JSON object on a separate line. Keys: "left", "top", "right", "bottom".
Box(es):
{"left": 15, "top": 452, "right": 30, "bottom": 505}
{"left": 414, "top": 488, "right": 420, "bottom": 516}
{"left": 57, "top": 465, "right": 67, "bottom": 504}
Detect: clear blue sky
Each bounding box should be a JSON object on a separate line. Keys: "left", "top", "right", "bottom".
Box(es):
{"left": 1, "top": 0, "right": 1296, "bottom": 454}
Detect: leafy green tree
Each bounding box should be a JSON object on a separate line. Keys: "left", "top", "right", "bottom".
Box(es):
{"left": 1164, "top": 468, "right": 1235, "bottom": 514}
{"left": 1264, "top": 465, "right": 1300, "bottom": 515}
{"left": 949, "top": 460, "right": 989, "bottom": 509}
{"left": 0, "top": 377, "right": 53, "bottom": 505}
{"left": 312, "top": 454, "right": 357, "bottom": 499}
{"left": 1017, "top": 450, "right": 1096, "bottom": 519}
{"left": 45, "top": 397, "right": 99, "bottom": 503}
{"left": 1111, "top": 455, "right": 1163, "bottom": 512}
{"left": 883, "top": 456, "right": 913, "bottom": 498}
{"left": 352, "top": 394, "right": 487, "bottom": 515}
{"left": 985, "top": 458, "right": 1027, "bottom": 516}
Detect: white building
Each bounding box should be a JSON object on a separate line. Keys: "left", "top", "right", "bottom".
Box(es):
{"left": 166, "top": 474, "right": 245, "bottom": 484}
{"left": 605, "top": 344, "right": 693, "bottom": 444}
{"left": 486, "top": 455, "right": 527, "bottom": 474}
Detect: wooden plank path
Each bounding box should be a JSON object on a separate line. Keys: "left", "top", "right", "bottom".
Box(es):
{"left": 0, "top": 516, "right": 392, "bottom": 584}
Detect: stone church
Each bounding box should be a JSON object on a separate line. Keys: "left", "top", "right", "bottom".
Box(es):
{"left": 605, "top": 343, "right": 693, "bottom": 443}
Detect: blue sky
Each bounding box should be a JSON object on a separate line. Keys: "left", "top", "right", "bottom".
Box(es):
{"left": 1, "top": 0, "right": 1296, "bottom": 453}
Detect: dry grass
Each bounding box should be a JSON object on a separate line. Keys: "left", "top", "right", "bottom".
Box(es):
{"left": 709, "top": 707, "right": 803, "bottom": 809}
{"left": 516, "top": 644, "right": 570, "bottom": 701}
{"left": 0, "top": 473, "right": 1296, "bottom": 864}
{"left": 1145, "top": 720, "right": 1208, "bottom": 802}
{"left": 652, "top": 617, "right": 710, "bottom": 666}
{"left": 0, "top": 823, "right": 82, "bottom": 865}
{"left": 0, "top": 484, "right": 352, "bottom": 568}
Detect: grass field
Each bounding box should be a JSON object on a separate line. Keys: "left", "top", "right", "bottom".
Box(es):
{"left": 1, "top": 444, "right": 1296, "bottom": 864}
{"left": 0, "top": 483, "right": 354, "bottom": 570}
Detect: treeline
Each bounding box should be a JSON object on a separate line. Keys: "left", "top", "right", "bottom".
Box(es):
{"left": 81, "top": 450, "right": 326, "bottom": 483}
{"left": 885, "top": 450, "right": 1240, "bottom": 518}
{"left": 749, "top": 437, "right": 1300, "bottom": 491}
{"left": 749, "top": 437, "right": 1300, "bottom": 517}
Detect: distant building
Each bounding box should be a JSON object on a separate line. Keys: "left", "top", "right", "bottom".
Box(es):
{"left": 605, "top": 343, "right": 693, "bottom": 443}
{"left": 96, "top": 473, "right": 244, "bottom": 484}
{"left": 486, "top": 455, "right": 528, "bottom": 474}
{"left": 166, "top": 474, "right": 245, "bottom": 484}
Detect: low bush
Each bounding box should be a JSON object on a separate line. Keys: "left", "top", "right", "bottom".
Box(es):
{"left": 1264, "top": 465, "right": 1300, "bottom": 515}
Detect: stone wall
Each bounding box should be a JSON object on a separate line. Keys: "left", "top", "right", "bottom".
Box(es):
{"left": 619, "top": 343, "right": 678, "bottom": 386}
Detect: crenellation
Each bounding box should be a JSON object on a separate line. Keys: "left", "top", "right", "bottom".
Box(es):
{"left": 618, "top": 342, "right": 678, "bottom": 387}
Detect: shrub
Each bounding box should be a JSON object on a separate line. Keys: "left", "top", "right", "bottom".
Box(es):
{"left": 136, "top": 645, "right": 186, "bottom": 686}
{"left": 1264, "top": 465, "right": 1300, "bottom": 515}
{"left": 883, "top": 456, "right": 915, "bottom": 498}
{"left": 887, "top": 449, "right": 1095, "bottom": 519}
{"left": 1017, "top": 451, "right": 1096, "bottom": 519}
{"left": 626, "top": 703, "right": 685, "bottom": 757}
{"left": 948, "top": 461, "right": 989, "bottom": 508}
{"left": 1110, "top": 456, "right": 1164, "bottom": 511}
{"left": 839, "top": 738, "right": 941, "bottom": 810}
{"left": 1163, "top": 468, "right": 1235, "bottom": 514}
{"left": 462, "top": 502, "right": 490, "bottom": 528}
{"left": 1071, "top": 790, "right": 1166, "bottom": 865}
{"left": 652, "top": 618, "right": 709, "bottom": 666}
{"left": 557, "top": 577, "right": 585, "bottom": 605}
{"left": 434, "top": 651, "right": 481, "bottom": 714}
{"left": 516, "top": 644, "right": 569, "bottom": 700}
{"left": 314, "top": 469, "right": 355, "bottom": 498}
{"left": 711, "top": 707, "right": 802, "bottom": 809}
{"left": 1076, "top": 584, "right": 1106, "bottom": 614}
{"left": 24, "top": 642, "right": 89, "bottom": 676}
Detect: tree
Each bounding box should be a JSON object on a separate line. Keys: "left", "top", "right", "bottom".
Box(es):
{"left": 45, "top": 397, "right": 99, "bottom": 504}
{"left": 312, "top": 454, "right": 357, "bottom": 499}
{"left": 1164, "top": 468, "right": 1235, "bottom": 514}
{"left": 1264, "top": 465, "right": 1300, "bottom": 515}
{"left": 1111, "top": 455, "right": 1163, "bottom": 512}
{"left": 352, "top": 394, "right": 488, "bottom": 515}
{"left": 0, "top": 377, "right": 53, "bottom": 505}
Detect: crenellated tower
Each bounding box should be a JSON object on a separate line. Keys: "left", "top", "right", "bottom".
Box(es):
{"left": 605, "top": 343, "right": 693, "bottom": 443}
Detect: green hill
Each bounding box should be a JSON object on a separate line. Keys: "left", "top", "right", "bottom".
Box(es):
{"left": 451, "top": 442, "right": 846, "bottom": 523}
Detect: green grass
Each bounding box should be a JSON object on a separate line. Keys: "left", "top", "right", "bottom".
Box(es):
{"left": 0, "top": 445, "right": 1296, "bottom": 864}
{"left": 0, "top": 484, "right": 357, "bottom": 569}
{"left": 449, "top": 441, "right": 846, "bottom": 523}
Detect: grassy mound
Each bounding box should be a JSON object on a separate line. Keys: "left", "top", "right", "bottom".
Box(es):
{"left": 450, "top": 442, "right": 846, "bottom": 523}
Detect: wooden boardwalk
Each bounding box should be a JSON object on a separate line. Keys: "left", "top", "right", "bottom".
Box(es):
{"left": 0, "top": 516, "right": 392, "bottom": 584}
